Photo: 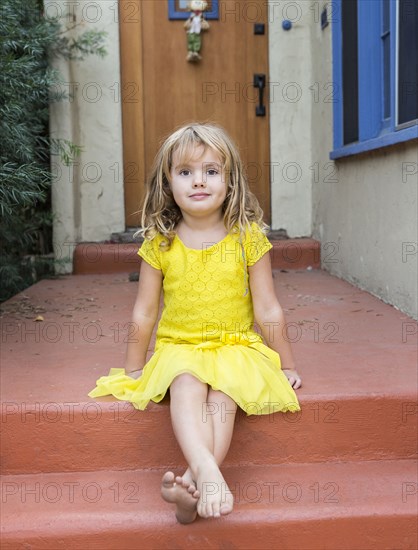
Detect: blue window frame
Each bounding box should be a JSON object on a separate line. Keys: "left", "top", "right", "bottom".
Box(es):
{"left": 168, "top": 0, "right": 219, "bottom": 20}
{"left": 331, "top": 0, "right": 418, "bottom": 160}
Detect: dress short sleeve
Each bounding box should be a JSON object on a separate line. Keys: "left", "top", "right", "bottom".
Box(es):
{"left": 244, "top": 223, "right": 272, "bottom": 266}
{"left": 137, "top": 236, "right": 162, "bottom": 270}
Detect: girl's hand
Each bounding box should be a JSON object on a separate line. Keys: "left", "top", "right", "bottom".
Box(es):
{"left": 126, "top": 368, "right": 143, "bottom": 380}
{"left": 283, "top": 369, "right": 302, "bottom": 389}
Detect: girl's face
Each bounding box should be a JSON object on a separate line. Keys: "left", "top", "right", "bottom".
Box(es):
{"left": 169, "top": 145, "right": 227, "bottom": 221}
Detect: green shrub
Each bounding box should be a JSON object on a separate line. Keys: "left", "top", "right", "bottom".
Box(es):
{"left": 0, "top": 0, "right": 106, "bottom": 302}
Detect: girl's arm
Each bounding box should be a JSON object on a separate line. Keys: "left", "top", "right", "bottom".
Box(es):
{"left": 249, "top": 253, "right": 302, "bottom": 389}
{"left": 124, "top": 261, "right": 163, "bottom": 377}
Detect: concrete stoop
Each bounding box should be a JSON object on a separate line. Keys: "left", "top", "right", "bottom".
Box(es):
{"left": 73, "top": 238, "right": 321, "bottom": 274}
{"left": 1, "top": 269, "right": 417, "bottom": 549}
{"left": 2, "top": 461, "right": 416, "bottom": 549}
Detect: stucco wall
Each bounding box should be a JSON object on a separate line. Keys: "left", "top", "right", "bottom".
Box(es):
{"left": 268, "top": 0, "right": 318, "bottom": 235}
{"left": 313, "top": 140, "right": 418, "bottom": 319}
{"left": 47, "top": 0, "right": 125, "bottom": 272}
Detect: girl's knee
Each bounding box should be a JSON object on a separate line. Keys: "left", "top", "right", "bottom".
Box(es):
{"left": 208, "top": 388, "right": 238, "bottom": 410}
{"left": 170, "top": 373, "right": 206, "bottom": 392}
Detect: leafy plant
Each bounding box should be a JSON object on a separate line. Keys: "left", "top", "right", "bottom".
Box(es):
{"left": 0, "top": 0, "right": 107, "bottom": 302}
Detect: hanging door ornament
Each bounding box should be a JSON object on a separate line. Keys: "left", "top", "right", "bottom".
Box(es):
{"left": 184, "top": 1, "right": 210, "bottom": 62}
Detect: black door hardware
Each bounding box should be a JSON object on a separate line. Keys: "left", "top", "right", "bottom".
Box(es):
{"left": 253, "top": 74, "right": 266, "bottom": 117}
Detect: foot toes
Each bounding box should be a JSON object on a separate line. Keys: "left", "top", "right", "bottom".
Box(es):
{"left": 220, "top": 501, "right": 233, "bottom": 515}
{"left": 212, "top": 502, "right": 221, "bottom": 518}
{"left": 162, "top": 471, "right": 175, "bottom": 487}
{"left": 197, "top": 501, "right": 207, "bottom": 518}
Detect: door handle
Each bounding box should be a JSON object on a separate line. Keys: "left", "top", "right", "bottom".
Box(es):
{"left": 253, "top": 74, "right": 266, "bottom": 117}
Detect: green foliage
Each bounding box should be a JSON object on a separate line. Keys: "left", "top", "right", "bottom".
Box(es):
{"left": 0, "top": 0, "right": 107, "bottom": 302}
{"left": 52, "top": 27, "right": 107, "bottom": 60}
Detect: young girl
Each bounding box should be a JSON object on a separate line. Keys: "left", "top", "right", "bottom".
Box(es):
{"left": 89, "top": 123, "right": 301, "bottom": 524}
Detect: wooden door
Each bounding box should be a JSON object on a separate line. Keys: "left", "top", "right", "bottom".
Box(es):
{"left": 119, "top": 0, "right": 270, "bottom": 226}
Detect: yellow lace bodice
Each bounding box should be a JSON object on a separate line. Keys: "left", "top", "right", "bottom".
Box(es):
{"left": 138, "top": 223, "right": 272, "bottom": 349}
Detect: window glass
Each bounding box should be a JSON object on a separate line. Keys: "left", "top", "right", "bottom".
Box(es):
{"left": 342, "top": 0, "right": 359, "bottom": 144}
{"left": 397, "top": 0, "right": 418, "bottom": 125}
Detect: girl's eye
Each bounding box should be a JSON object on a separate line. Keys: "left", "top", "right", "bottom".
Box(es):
{"left": 179, "top": 169, "right": 191, "bottom": 176}
{"left": 207, "top": 169, "right": 219, "bottom": 176}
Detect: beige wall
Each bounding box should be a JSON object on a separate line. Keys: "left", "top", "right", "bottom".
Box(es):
{"left": 313, "top": 139, "right": 418, "bottom": 319}
{"left": 47, "top": 0, "right": 125, "bottom": 272}
{"left": 268, "top": 0, "right": 316, "bottom": 236}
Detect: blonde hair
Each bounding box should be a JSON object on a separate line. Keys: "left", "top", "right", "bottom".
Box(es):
{"left": 138, "top": 122, "right": 267, "bottom": 248}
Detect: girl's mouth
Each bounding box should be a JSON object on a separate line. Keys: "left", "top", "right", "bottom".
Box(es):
{"left": 190, "top": 193, "right": 210, "bottom": 199}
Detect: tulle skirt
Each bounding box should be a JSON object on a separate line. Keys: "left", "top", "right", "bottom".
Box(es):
{"left": 88, "top": 340, "right": 300, "bottom": 416}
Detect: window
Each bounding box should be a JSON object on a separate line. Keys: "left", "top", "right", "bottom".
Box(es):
{"left": 331, "top": 0, "right": 418, "bottom": 159}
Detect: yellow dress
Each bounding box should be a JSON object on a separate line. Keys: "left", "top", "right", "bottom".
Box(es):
{"left": 88, "top": 223, "right": 300, "bottom": 415}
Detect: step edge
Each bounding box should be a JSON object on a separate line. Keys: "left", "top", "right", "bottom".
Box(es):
{"left": 2, "top": 391, "right": 417, "bottom": 411}
{"left": 2, "top": 457, "right": 417, "bottom": 479}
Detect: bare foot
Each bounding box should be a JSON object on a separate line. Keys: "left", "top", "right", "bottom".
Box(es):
{"left": 161, "top": 471, "right": 199, "bottom": 524}
{"left": 196, "top": 459, "right": 234, "bottom": 519}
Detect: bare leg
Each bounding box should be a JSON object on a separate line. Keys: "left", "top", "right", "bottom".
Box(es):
{"left": 207, "top": 388, "right": 237, "bottom": 463}
{"left": 167, "top": 374, "right": 236, "bottom": 519}
{"left": 181, "top": 387, "right": 237, "bottom": 509}
{"left": 161, "top": 373, "right": 210, "bottom": 523}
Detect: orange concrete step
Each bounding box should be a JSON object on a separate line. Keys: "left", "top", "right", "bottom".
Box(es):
{"left": 1, "top": 393, "right": 416, "bottom": 475}
{"left": 73, "top": 238, "right": 321, "bottom": 274}
{"left": 1, "top": 269, "right": 417, "bottom": 548}
{"left": 1, "top": 271, "right": 417, "bottom": 475}
{"left": 1, "top": 460, "right": 417, "bottom": 549}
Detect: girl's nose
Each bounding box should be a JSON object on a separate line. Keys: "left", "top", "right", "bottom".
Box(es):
{"left": 192, "top": 175, "right": 205, "bottom": 187}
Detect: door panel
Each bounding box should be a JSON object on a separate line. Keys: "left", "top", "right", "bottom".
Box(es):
{"left": 119, "top": 0, "right": 270, "bottom": 226}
